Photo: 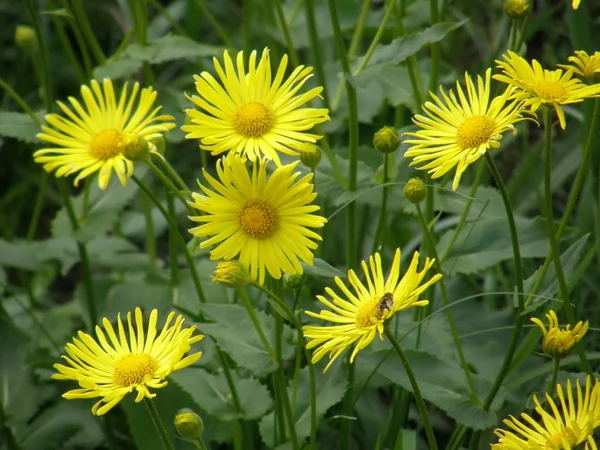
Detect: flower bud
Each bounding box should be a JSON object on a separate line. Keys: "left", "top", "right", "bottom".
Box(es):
{"left": 121, "top": 134, "right": 150, "bottom": 163}
{"left": 300, "top": 147, "right": 322, "bottom": 170}
{"left": 403, "top": 177, "right": 426, "bottom": 204}
{"left": 373, "top": 126, "right": 400, "bottom": 154}
{"left": 283, "top": 273, "right": 303, "bottom": 289}
{"left": 503, "top": 0, "right": 530, "bottom": 19}
{"left": 15, "top": 25, "right": 38, "bottom": 53}
{"left": 174, "top": 408, "right": 204, "bottom": 443}
{"left": 531, "top": 310, "right": 589, "bottom": 359}
{"left": 211, "top": 261, "right": 249, "bottom": 288}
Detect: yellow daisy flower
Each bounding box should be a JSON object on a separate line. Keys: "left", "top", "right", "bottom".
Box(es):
{"left": 492, "top": 376, "right": 600, "bottom": 449}
{"left": 559, "top": 50, "right": 600, "bottom": 81}
{"left": 53, "top": 307, "right": 203, "bottom": 415}
{"left": 303, "top": 249, "right": 442, "bottom": 372}
{"left": 531, "top": 310, "right": 589, "bottom": 359}
{"left": 182, "top": 48, "right": 329, "bottom": 165}
{"left": 403, "top": 69, "right": 526, "bottom": 190}
{"left": 35, "top": 79, "right": 175, "bottom": 190}
{"left": 188, "top": 154, "right": 326, "bottom": 286}
{"left": 494, "top": 51, "right": 600, "bottom": 129}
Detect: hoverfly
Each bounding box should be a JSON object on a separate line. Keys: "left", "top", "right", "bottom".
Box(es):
{"left": 377, "top": 292, "right": 394, "bottom": 313}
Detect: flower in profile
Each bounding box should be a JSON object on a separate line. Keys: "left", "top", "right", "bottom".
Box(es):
{"left": 531, "top": 310, "right": 588, "bottom": 359}
{"left": 188, "top": 154, "right": 326, "bottom": 286}
{"left": 403, "top": 69, "right": 526, "bottom": 190}
{"left": 494, "top": 51, "right": 600, "bottom": 129}
{"left": 53, "top": 308, "right": 203, "bottom": 415}
{"left": 35, "top": 79, "right": 175, "bottom": 189}
{"left": 182, "top": 48, "right": 329, "bottom": 166}
{"left": 211, "top": 261, "right": 250, "bottom": 288}
{"left": 492, "top": 376, "right": 600, "bottom": 449}
{"left": 559, "top": 50, "right": 600, "bottom": 82}
{"left": 303, "top": 249, "right": 442, "bottom": 372}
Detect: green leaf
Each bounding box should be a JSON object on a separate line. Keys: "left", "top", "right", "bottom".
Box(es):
{"left": 361, "top": 348, "right": 500, "bottom": 429}
{"left": 437, "top": 216, "right": 568, "bottom": 275}
{"left": 171, "top": 367, "right": 273, "bottom": 421}
{"left": 521, "top": 234, "right": 589, "bottom": 313}
{"left": 259, "top": 364, "right": 346, "bottom": 448}
{"left": 196, "top": 304, "right": 295, "bottom": 376}
{"left": 40, "top": 8, "right": 72, "bottom": 18}
{"left": 435, "top": 184, "right": 505, "bottom": 218}
{"left": 0, "top": 239, "right": 42, "bottom": 271}
{"left": 302, "top": 258, "right": 346, "bottom": 278}
{"left": 0, "top": 111, "right": 43, "bottom": 143}
{"left": 93, "top": 58, "right": 143, "bottom": 80}
{"left": 350, "top": 20, "right": 468, "bottom": 85}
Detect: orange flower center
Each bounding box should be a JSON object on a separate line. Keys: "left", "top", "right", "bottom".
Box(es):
{"left": 234, "top": 102, "right": 274, "bottom": 138}
{"left": 536, "top": 81, "right": 566, "bottom": 102}
{"left": 238, "top": 199, "right": 278, "bottom": 239}
{"left": 456, "top": 115, "right": 496, "bottom": 150}
{"left": 112, "top": 353, "right": 157, "bottom": 387}
{"left": 90, "top": 129, "right": 124, "bottom": 160}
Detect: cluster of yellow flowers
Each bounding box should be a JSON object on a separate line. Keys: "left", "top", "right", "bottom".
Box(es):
{"left": 35, "top": 44, "right": 600, "bottom": 446}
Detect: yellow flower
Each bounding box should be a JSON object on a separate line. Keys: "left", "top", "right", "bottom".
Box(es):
{"left": 303, "top": 249, "right": 442, "bottom": 372}
{"left": 403, "top": 69, "right": 526, "bottom": 190}
{"left": 531, "top": 310, "right": 588, "bottom": 358}
{"left": 52, "top": 308, "right": 203, "bottom": 415}
{"left": 188, "top": 154, "right": 326, "bottom": 286}
{"left": 573, "top": 0, "right": 581, "bottom": 9}
{"left": 559, "top": 50, "right": 600, "bottom": 81}
{"left": 494, "top": 51, "right": 600, "bottom": 129}
{"left": 211, "top": 261, "right": 250, "bottom": 288}
{"left": 492, "top": 376, "right": 600, "bottom": 449}
{"left": 183, "top": 48, "right": 329, "bottom": 166}
{"left": 35, "top": 79, "right": 175, "bottom": 189}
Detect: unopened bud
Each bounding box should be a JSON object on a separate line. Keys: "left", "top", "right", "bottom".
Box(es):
{"left": 283, "top": 273, "right": 303, "bottom": 289}
{"left": 373, "top": 126, "right": 400, "bottom": 154}
{"left": 404, "top": 177, "right": 426, "bottom": 204}
{"left": 121, "top": 134, "right": 150, "bottom": 162}
{"left": 174, "top": 408, "right": 204, "bottom": 443}
{"left": 503, "top": 0, "right": 530, "bottom": 19}
{"left": 15, "top": 25, "right": 38, "bottom": 53}
{"left": 300, "top": 147, "right": 322, "bottom": 170}
{"left": 211, "top": 261, "right": 249, "bottom": 288}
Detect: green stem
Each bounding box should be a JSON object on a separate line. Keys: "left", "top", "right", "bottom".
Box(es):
{"left": 154, "top": 155, "right": 192, "bottom": 194}
{"left": 371, "top": 153, "right": 390, "bottom": 254}
{"left": 238, "top": 289, "right": 275, "bottom": 358}
{"left": 327, "top": 0, "right": 359, "bottom": 270}
{"left": 514, "top": 15, "right": 530, "bottom": 53}
{"left": 58, "top": 0, "right": 93, "bottom": 76}
{"left": 24, "top": 0, "right": 53, "bottom": 109}
{"left": 144, "top": 398, "right": 175, "bottom": 450}
{"left": 542, "top": 108, "right": 592, "bottom": 374}
{"left": 132, "top": 176, "right": 207, "bottom": 304}
{"left": 545, "top": 357, "right": 560, "bottom": 396}
{"left": 477, "top": 152, "right": 524, "bottom": 415}
{"left": 166, "top": 193, "right": 179, "bottom": 304}
{"left": 70, "top": 0, "right": 106, "bottom": 64}
{"left": 49, "top": 0, "right": 88, "bottom": 80}
{"left": 428, "top": 0, "right": 440, "bottom": 93}
{"left": 0, "top": 78, "right": 41, "bottom": 124}
{"left": 384, "top": 327, "right": 438, "bottom": 450}
{"left": 354, "top": 0, "right": 396, "bottom": 75}
{"left": 415, "top": 204, "right": 480, "bottom": 403}
{"left": 26, "top": 173, "right": 49, "bottom": 241}
{"left": 147, "top": 160, "right": 196, "bottom": 215}
{"left": 440, "top": 160, "right": 485, "bottom": 262}
{"left": 142, "top": 191, "right": 157, "bottom": 268}
{"left": 275, "top": 368, "right": 300, "bottom": 450}
{"left": 196, "top": 0, "right": 233, "bottom": 47}
{"left": 303, "top": 0, "right": 330, "bottom": 109}
{"left": 273, "top": 0, "right": 300, "bottom": 68}
{"left": 215, "top": 350, "right": 246, "bottom": 450}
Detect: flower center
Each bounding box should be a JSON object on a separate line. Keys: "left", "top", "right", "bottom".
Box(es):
{"left": 456, "top": 115, "right": 497, "bottom": 150}
{"left": 90, "top": 129, "right": 124, "bottom": 160}
{"left": 544, "top": 428, "right": 577, "bottom": 449}
{"left": 355, "top": 297, "right": 387, "bottom": 329}
{"left": 233, "top": 102, "right": 274, "bottom": 138}
{"left": 536, "top": 81, "right": 566, "bottom": 101}
{"left": 112, "top": 353, "right": 157, "bottom": 388}
{"left": 238, "top": 199, "right": 279, "bottom": 239}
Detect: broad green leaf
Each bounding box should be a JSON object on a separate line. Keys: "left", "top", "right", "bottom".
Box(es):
{"left": 0, "top": 239, "right": 42, "bottom": 271}
{"left": 361, "top": 348, "right": 500, "bottom": 429}
{"left": 0, "top": 112, "right": 43, "bottom": 143}
{"left": 103, "top": 272, "right": 172, "bottom": 318}
{"left": 93, "top": 59, "right": 143, "bottom": 80}
{"left": 171, "top": 367, "right": 273, "bottom": 421}
{"left": 437, "top": 217, "right": 569, "bottom": 275}
{"left": 521, "top": 234, "right": 589, "bottom": 313}
{"left": 259, "top": 364, "right": 346, "bottom": 448}
{"left": 196, "top": 303, "right": 295, "bottom": 376}
{"left": 302, "top": 258, "right": 346, "bottom": 278}
{"left": 435, "top": 184, "right": 505, "bottom": 218}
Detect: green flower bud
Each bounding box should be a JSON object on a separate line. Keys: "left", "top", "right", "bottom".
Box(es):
{"left": 404, "top": 177, "right": 426, "bottom": 204}
{"left": 373, "top": 126, "right": 400, "bottom": 154}
{"left": 211, "top": 261, "right": 249, "bottom": 288}
{"left": 15, "top": 25, "right": 38, "bottom": 53}
{"left": 174, "top": 408, "right": 204, "bottom": 443}
{"left": 300, "top": 147, "right": 322, "bottom": 170}
{"left": 121, "top": 134, "right": 150, "bottom": 163}
{"left": 283, "top": 273, "right": 303, "bottom": 289}
{"left": 503, "top": 0, "right": 530, "bottom": 19}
